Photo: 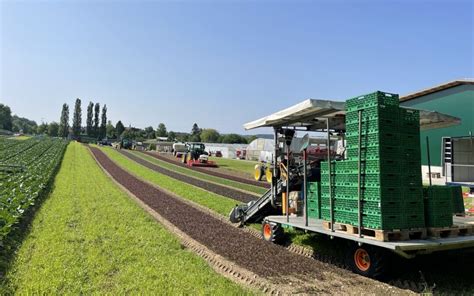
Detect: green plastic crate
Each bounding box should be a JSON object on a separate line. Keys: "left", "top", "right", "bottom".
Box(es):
{"left": 399, "top": 108, "right": 420, "bottom": 133}
{"left": 346, "top": 131, "right": 400, "bottom": 147}
{"left": 450, "top": 186, "right": 465, "bottom": 214}
{"left": 346, "top": 91, "right": 400, "bottom": 112}
{"left": 346, "top": 145, "right": 401, "bottom": 159}
{"left": 345, "top": 104, "right": 400, "bottom": 125}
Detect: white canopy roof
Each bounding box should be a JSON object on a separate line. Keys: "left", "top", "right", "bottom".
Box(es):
{"left": 243, "top": 99, "right": 460, "bottom": 131}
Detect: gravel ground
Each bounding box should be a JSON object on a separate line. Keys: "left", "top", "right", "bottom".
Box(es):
{"left": 143, "top": 152, "right": 269, "bottom": 189}
{"left": 90, "top": 147, "right": 402, "bottom": 295}
{"left": 118, "top": 150, "right": 256, "bottom": 203}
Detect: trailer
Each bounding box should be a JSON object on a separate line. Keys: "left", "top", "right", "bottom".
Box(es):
{"left": 229, "top": 97, "right": 474, "bottom": 278}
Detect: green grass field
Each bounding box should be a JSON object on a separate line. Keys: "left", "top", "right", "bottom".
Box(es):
{"left": 2, "top": 142, "right": 249, "bottom": 294}
{"left": 209, "top": 156, "right": 259, "bottom": 178}
{"left": 7, "top": 135, "right": 30, "bottom": 140}
{"left": 131, "top": 151, "right": 266, "bottom": 195}
{"left": 100, "top": 147, "right": 238, "bottom": 217}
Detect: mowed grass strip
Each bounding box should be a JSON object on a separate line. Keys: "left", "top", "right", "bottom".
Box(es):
{"left": 99, "top": 147, "right": 239, "bottom": 217}
{"left": 3, "top": 142, "right": 249, "bottom": 295}
{"left": 131, "top": 150, "right": 266, "bottom": 195}
{"left": 209, "top": 156, "right": 259, "bottom": 177}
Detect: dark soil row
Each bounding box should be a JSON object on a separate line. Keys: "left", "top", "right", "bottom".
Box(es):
{"left": 118, "top": 150, "right": 255, "bottom": 203}
{"left": 90, "top": 147, "right": 379, "bottom": 290}
{"left": 142, "top": 151, "right": 269, "bottom": 189}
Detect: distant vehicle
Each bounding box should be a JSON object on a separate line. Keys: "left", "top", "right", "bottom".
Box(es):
{"left": 172, "top": 142, "right": 187, "bottom": 158}
{"left": 182, "top": 142, "right": 218, "bottom": 167}
{"left": 215, "top": 151, "right": 222, "bottom": 157}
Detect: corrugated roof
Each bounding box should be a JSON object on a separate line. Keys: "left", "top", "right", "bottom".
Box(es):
{"left": 400, "top": 78, "right": 474, "bottom": 102}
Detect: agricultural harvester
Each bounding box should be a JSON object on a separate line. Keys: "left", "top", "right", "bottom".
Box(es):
{"left": 230, "top": 95, "right": 474, "bottom": 278}
{"left": 182, "top": 142, "right": 218, "bottom": 168}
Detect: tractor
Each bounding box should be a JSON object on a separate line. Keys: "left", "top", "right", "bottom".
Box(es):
{"left": 182, "top": 142, "right": 218, "bottom": 167}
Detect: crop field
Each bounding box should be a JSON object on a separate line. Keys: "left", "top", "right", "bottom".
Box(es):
{"left": 1, "top": 141, "right": 473, "bottom": 294}
{"left": 2, "top": 142, "right": 248, "bottom": 294}
{"left": 208, "top": 156, "right": 259, "bottom": 178}
{"left": 0, "top": 137, "right": 68, "bottom": 242}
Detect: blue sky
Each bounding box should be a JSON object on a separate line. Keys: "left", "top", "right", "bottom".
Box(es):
{"left": 1, "top": 0, "right": 472, "bottom": 134}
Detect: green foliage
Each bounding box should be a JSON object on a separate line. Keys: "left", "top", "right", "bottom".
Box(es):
{"left": 106, "top": 120, "right": 116, "bottom": 138}
{"left": 72, "top": 98, "right": 82, "bottom": 138}
{"left": 12, "top": 115, "right": 37, "bottom": 134}
{"left": 200, "top": 128, "right": 220, "bottom": 143}
{"left": 58, "top": 103, "right": 69, "bottom": 138}
{"left": 93, "top": 102, "right": 100, "bottom": 137}
{"left": 99, "top": 104, "right": 107, "bottom": 139}
{"left": 115, "top": 120, "right": 125, "bottom": 138}
{"left": 86, "top": 101, "right": 94, "bottom": 136}
{"left": 47, "top": 122, "right": 59, "bottom": 137}
{"left": 2, "top": 143, "right": 247, "bottom": 294}
{"left": 144, "top": 126, "right": 155, "bottom": 139}
{"left": 0, "top": 137, "right": 68, "bottom": 242}
{"left": 0, "top": 104, "right": 12, "bottom": 131}
{"left": 36, "top": 122, "right": 48, "bottom": 135}
{"left": 167, "top": 131, "right": 176, "bottom": 141}
{"left": 190, "top": 123, "right": 201, "bottom": 141}
{"left": 218, "top": 133, "right": 248, "bottom": 144}
{"left": 156, "top": 123, "right": 167, "bottom": 137}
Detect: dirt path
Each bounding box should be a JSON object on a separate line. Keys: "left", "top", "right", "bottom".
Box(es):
{"left": 90, "top": 147, "right": 405, "bottom": 295}
{"left": 118, "top": 150, "right": 256, "bottom": 203}
{"left": 143, "top": 151, "right": 269, "bottom": 189}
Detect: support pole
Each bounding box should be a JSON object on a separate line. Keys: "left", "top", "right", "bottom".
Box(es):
{"left": 286, "top": 142, "right": 290, "bottom": 223}
{"left": 303, "top": 148, "right": 308, "bottom": 227}
{"left": 327, "top": 118, "right": 334, "bottom": 232}
{"left": 357, "top": 110, "right": 363, "bottom": 238}
{"left": 426, "top": 136, "right": 432, "bottom": 186}
{"left": 271, "top": 128, "right": 278, "bottom": 208}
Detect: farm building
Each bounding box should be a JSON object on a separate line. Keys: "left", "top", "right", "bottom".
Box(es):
{"left": 400, "top": 79, "right": 474, "bottom": 186}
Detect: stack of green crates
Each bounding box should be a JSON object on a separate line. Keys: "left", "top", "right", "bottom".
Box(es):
{"left": 423, "top": 186, "right": 454, "bottom": 227}
{"left": 320, "top": 91, "right": 425, "bottom": 230}
{"left": 450, "top": 186, "right": 465, "bottom": 214}
{"left": 307, "top": 182, "right": 321, "bottom": 219}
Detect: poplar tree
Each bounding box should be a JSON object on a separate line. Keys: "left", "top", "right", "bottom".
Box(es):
{"left": 99, "top": 104, "right": 107, "bottom": 139}
{"left": 86, "top": 101, "right": 94, "bottom": 136}
{"left": 72, "top": 98, "right": 82, "bottom": 138}
{"left": 58, "top": 103, "right": 69, "bottom": 138}
{"left": 94, "top": 102, "right": 100, "bottom": 137}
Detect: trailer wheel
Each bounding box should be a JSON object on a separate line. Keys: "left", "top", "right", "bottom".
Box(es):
{"left": 347, "top": 244, "right": 389, "bottom": 279}
{"left": 262, "top": 221, "right": 284, "bottom": 244}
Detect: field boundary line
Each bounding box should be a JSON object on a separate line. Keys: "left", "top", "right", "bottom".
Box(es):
{"left": 87, "top": 146, "right": 282, "bottom": 294}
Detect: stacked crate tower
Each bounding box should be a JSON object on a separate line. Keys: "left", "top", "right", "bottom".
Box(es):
{"left": 320, "top": 91, "right": 425, "bottom": 230}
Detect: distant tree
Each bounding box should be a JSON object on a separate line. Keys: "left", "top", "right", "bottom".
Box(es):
{"left": 99, "top": 104, "right": 107, "bottom": 139}
{"left": 37, "top": 122, "right": 49, "bottom": 135}
{"left": 200, "top": 129, "right": 220, "bottom": 143}
{"left": 156, "top": 123, "right": 168, "bottom": 137}
{"left": 106, "top": 120, "right": 116, "bottom": 138}
{"left": 58, "top": 103, "right": 69, "bottom": 138}
{"left": 48, "top": 122, "right": 59, "bottom": 137}
{"left": 86, "top": 101, "right": 94, "bottom": 136}
{"left": 219, "top": 133, "right": 247, "bottom": 144}
{"left": 94, "top": 103, "right": 100, "bottom": 137}
{"left": 0, "top": 104, "right": 13, "bottom": 131}
{"left": 190, "top": 123, "right": 201, "bottom": 142}
{"left": 12, "top": 115, "right": 37, "bottom": 134}
{"left": 71, "top": 98, "right": 82, "bottom": 138}
{"left": 175, "top": 132, "right": 189, "bottom": 142}
{"left": 116, "top": 120, "right": 125, "bottom": 138}
{"left": 167, "top": 131, "right": 176, "bottom": 141}
{"left": 144, "top": 126, "right": 155, "bottom": 139}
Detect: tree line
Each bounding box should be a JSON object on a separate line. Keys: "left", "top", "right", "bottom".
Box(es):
{"left": 0, "top": 102, "right": 257, "bottom": 144}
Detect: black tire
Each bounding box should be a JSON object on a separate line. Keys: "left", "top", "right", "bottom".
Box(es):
{"left": 262, "top": 221, "right": 285, "bottom": 244}
{"left": 346, "top": 244, "right": 390, "bottom": 279}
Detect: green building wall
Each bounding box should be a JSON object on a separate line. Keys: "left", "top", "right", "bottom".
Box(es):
{"left": 400, "top": 84, "right": 474, "bottom": 166}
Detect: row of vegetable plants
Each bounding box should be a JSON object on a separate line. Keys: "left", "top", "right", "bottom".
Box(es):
{"left": 0, "top": 138, "right": 69, "bottom": 241}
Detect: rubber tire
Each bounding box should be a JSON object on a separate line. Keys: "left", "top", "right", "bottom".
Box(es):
{"left": 254, "top": 164, "right": 263, "bottom": 181}
{"left": 261, "top": 221, "right": 285, "bottom": 244}
{"left": 346, "top": 244, "right": 390, "bottom": 279}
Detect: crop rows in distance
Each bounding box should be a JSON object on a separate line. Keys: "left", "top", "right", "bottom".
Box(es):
{"left": 0, "top": 137, "right": 69, "bottom": 242}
